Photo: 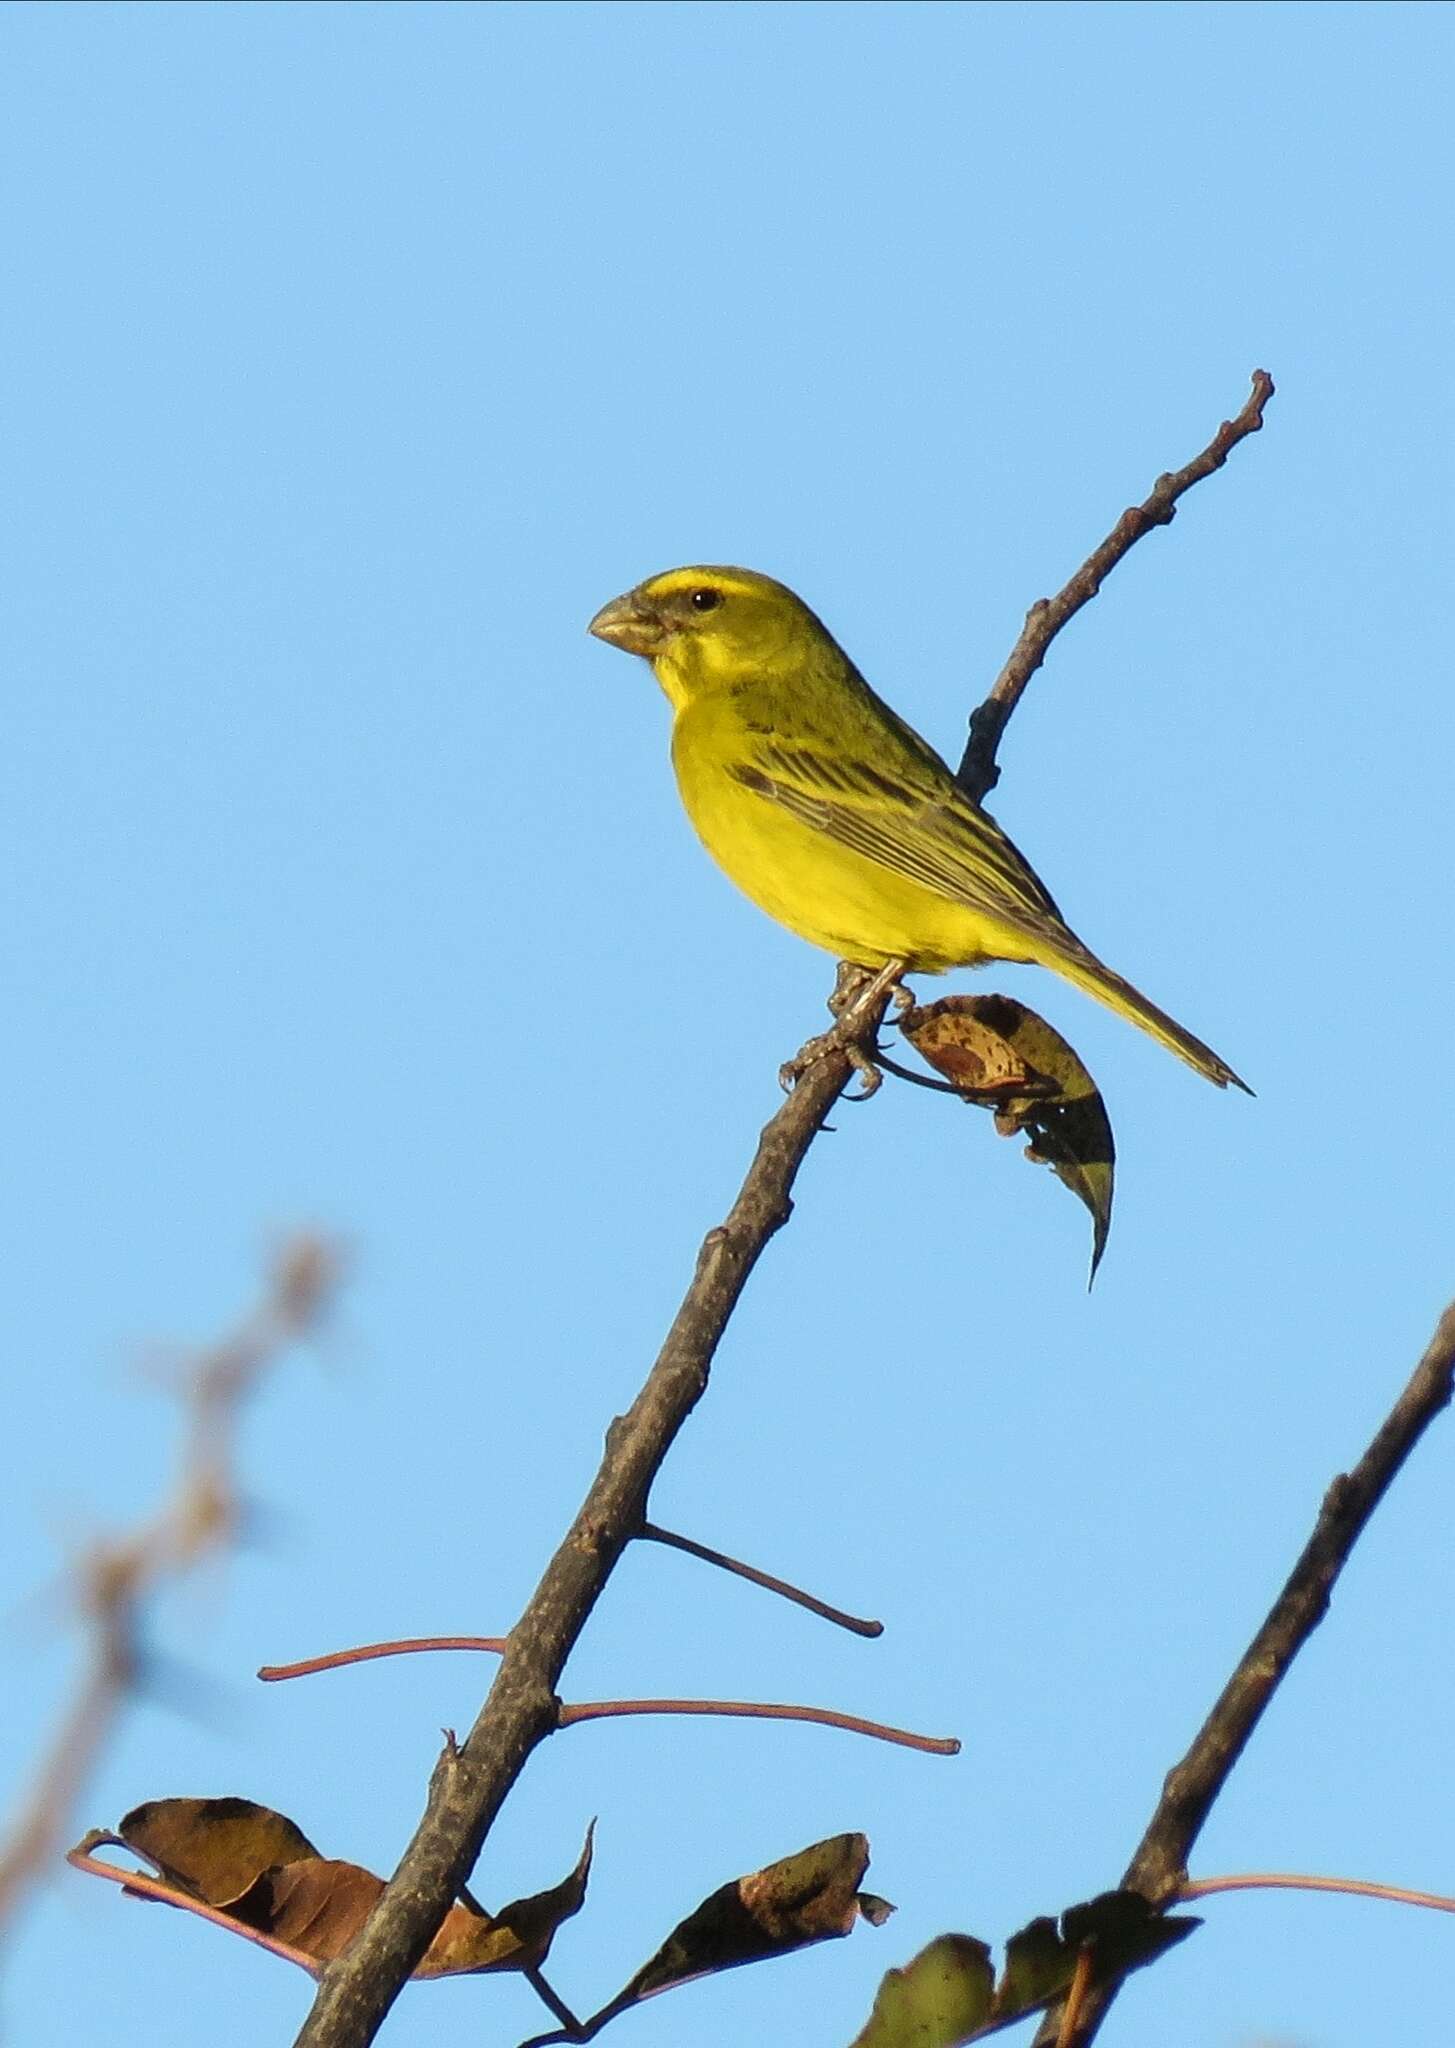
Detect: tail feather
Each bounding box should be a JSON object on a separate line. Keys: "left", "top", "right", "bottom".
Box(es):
{"left": 1039, "top": 937, "right": 1251, "bottom": 1093}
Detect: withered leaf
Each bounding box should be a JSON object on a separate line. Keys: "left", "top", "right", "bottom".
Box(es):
{"left": 578, "top": 1833, "right": 889, "bottom": 2035}
{"left": 228, "top": 1857, "right": 395, "bottom": 1967}
{"left": 421, "top": 1820, "right": 595, "bottom": 1977}
{"left": 899, "top": 994, "right": 1115, "bottom": 1280}
{"left": 81, "top": 1799, "right": 594, "bottom": 1981}
{"left": 119, "top": 1797, "right": 320, "bottom": 1906}
{"left": 849, "top": 1889, "right": 1198, "bottom": 2046}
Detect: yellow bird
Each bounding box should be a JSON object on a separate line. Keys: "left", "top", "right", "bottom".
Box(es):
{"left": 589, "top": 565, "right": 1247, "bottom": 1092}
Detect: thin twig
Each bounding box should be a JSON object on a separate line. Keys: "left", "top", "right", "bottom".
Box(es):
{"left": 523, "top": 1964, "right": 586, "bottom": 2036}
{"left": 956, "top": 370, "right": 1275, "bottom": 803}
{"left": 290, "top": 979, "right": 895, "bottom": 2048}
{"left": 258, "top": 1637, "right": 508, "bottom": 1682}
{"left": 261, "top": 1636, "right": 945, "bottom": 1747}
{"left": 1038, "top": 1297, "right": 1455, "bottom": 2048}
{"left": 1180, "top": 1871, "right": 1455, "bottom": 1915}
{"left": 556, "top": 1697, "right": 959, "bottom": 1755}
{"left": 639, "top": 1521, "right": 883, "bottom": 1636}
{"left": 2, "top": 1239, "right": 339, "bottom": 1930}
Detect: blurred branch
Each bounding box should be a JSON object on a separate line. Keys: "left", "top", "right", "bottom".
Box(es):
{"left": 290, "top": 383, "right": 1278, "bottom": 2048}
{"left": 956, "top": 369, "right": 1275, "bottom": 803}
{"left": 0, "top": 1236, "right": 339, "bottom": 1932}
{"left": 1039, "top": 1296, "right": 1455, "bottom": 2048}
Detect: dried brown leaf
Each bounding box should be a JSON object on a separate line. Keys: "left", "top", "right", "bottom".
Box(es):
{"left": 899, "top": 995, "right": 1115, "bottom": 1278}
{"left": 83, "top": 1800, "right": 594, "bottom": 1981}
{"left": 119, "top": 1797, "right": 320, "bottom": 1906}
{"left": 579, "top": 1833, "right": 888, "bottom": 2035}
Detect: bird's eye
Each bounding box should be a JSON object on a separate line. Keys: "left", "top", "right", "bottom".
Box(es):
{"left": 689, "top": 587, "right": 722, "bottom": 612}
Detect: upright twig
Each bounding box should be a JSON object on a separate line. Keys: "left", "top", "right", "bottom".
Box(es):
{"left": 290, "top": 375, "right": 1274, "bottom": 2048}
{"left": 957, "top": 370, "right": 1274, "bottom": 803}
{"left": 1038, "top": 1298, "right": 1455, "bottom": 2048}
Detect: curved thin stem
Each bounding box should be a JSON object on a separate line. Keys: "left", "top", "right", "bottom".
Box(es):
{"left": 556, "top": 1696, "right": 959, "bottom": 1756}
{"left": 66, "top": 1840, "right": 323, "bottom": 1976}
{"left": 257, "top": 1637, "right": 507, "bottom": 1683}
{"left": 1181, "top": 1871, "right": 1455, "bottom": 1915}
{"left": 639, "top": 1521, "right": 883, "bottom": 1637}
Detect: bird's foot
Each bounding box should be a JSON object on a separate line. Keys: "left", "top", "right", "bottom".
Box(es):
{"left": 778, "top": 958, "right": 910, "bottom": 1099}
{"left": 779, "top": 1029, "right": 884, "bottom": 1099}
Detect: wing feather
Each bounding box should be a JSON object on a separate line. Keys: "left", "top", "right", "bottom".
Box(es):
{"left": 728, "top": 737, "right": 1064, "bottom": 933}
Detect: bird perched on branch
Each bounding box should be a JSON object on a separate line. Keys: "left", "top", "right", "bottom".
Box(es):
{"left": 589, "top": 565, "right": 1247, "bottom": 1093}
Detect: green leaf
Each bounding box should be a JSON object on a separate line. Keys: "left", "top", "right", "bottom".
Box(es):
{"left": 849, "top": 1890, "right": 1200, "bottom": 2046}
{"left": 849, "top": 1934, "right": 994, "bottom": 2047}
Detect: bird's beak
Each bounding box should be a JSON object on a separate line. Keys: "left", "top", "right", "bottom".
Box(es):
{"left": 588, "top": 587, "right": 669, "bottom": 657}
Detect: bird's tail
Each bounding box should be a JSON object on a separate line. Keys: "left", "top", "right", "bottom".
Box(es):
{"left": 1035, "top": 933, "right": 1251, "bottom": 1093}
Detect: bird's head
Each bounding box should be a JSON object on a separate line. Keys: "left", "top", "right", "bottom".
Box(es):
{"left": 588, "top": 566, "right": 822, "bottom": 707}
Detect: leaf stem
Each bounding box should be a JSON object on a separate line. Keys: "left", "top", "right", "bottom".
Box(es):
{"left": 1180, "top": 1871, "right": 1455, "bottom": 1915}
{"left": 65, "top": 1840, "right": 323, "bottom": 1976}
{"left": 639, "top": 1521, "right": 883, "bottom": 1637}
{"left": 556, "top": 1697, "right": 958, "bottom": 1755}
{"left": 258, "top": 1637, "right": 507, "bottom": 1683}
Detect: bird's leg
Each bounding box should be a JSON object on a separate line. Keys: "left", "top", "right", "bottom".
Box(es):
{"left": 778, "top": 958, "right": 911, "bottom": 1099}
{"left": 825, "top": 958, "right": 873, "bottom": 1018}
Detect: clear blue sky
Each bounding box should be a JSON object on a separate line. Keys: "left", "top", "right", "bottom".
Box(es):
{"left": 3, "top": 4, "right": 1452, "bottom": 2045}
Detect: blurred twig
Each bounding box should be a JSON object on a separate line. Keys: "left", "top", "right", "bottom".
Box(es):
{"left": 1038, "top": 1296, "right": 1455, "bottom": 2048}
{"left": 0, "top": 1235, "right": 340, "bottom": 1931}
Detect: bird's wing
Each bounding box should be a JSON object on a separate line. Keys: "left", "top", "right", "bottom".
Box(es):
{"left": 726, "top": 736, "right": 1064, "bottom": 930}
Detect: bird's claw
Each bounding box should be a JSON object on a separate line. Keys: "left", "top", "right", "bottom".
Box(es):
{"left": 779, "top": 1026, "right": 884, "bottom": 1099}
{"left": 843, "top": 1043, "right": 883, "bottom": 1100}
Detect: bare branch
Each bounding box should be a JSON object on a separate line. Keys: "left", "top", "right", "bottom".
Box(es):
{"left": 1040, "top": 1297, "right": 1455, "bottom": 2048}
{"left": 956, "top": 370, "right": 1275, "bottom": 803}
